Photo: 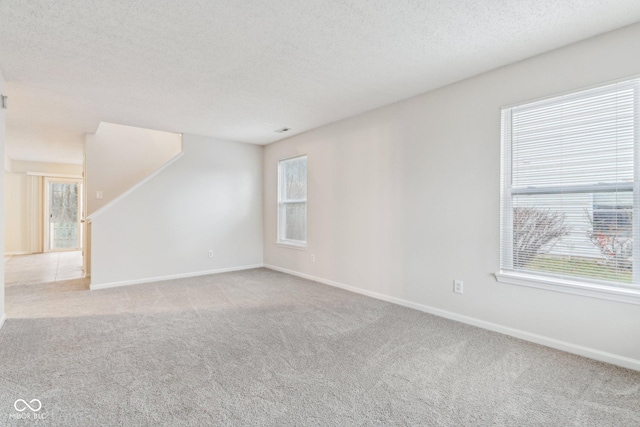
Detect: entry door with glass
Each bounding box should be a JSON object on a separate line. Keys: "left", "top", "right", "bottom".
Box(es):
{"left": 45, "top": 178, "right": 82, "bottom": 251}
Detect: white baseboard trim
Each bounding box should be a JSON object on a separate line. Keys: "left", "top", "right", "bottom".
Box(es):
{"left": 0, "top": 313, "right": 6, "bottom": 330}
{"left": 90, "top": 264, "right": 264, "bottom": 291}
{"left": 264, "top": 264, "right": 640, "bottom": 372}
{"left": 4, "top": 251, "right": 30, "bottom": 256}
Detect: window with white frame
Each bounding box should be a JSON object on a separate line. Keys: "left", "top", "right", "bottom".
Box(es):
{"left": 278, "top": 155, "right": 307, "bottom": 246}
{"left": 498, "top": 77, "right": 640, "bottom": 303}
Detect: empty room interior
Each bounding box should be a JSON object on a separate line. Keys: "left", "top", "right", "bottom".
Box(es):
{"left": 1, "top": 1, "right": 640, "bottom": 425}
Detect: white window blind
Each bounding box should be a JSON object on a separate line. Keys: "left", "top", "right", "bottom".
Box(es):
{"left": 278, "top": 155, "right": 307, "bottom": 246}
{"left": 500, "top": 78, "right": 640, "bottom": 295}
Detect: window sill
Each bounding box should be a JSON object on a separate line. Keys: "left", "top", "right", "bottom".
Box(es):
{"left": 495, "top": 271, "right": 640, "bottom": 305}
{"left": 276, "top": 241, "right": 308, "bottom": 251}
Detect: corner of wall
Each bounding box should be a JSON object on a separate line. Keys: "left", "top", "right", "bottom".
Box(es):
{"left": 261, "top": 24, "right": 640, "bottom": 368}
{"left": 0, "top": 68, "right": 6, "bottom": 324}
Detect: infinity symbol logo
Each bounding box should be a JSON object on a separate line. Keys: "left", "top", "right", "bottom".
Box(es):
{"left": 14, "top": 399, "right": 42, "bottom": 412}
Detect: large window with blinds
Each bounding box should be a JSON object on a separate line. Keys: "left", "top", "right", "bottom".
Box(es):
{"left": 278, "top": 155, "right": 307, "bottom": 247}
{"left": 498, "top": 78, "right": 640, "bottom": 303}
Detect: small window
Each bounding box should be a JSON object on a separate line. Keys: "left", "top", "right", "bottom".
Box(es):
{"left": 278, "top": 155, "right": 307, "bottom": 247}
{"left": 498, "top": 77, "right": 640, "bottom": 303}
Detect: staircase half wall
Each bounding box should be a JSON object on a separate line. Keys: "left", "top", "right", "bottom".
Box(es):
{"left": 88, "top": 134, "right": 263, "bottom": 289}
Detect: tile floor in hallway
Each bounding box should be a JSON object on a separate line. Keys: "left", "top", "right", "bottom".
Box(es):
{"left": 5, "top": 251, "right": 90, "bottom": 319}
{"left": 5, "top": 251, "right": 85, "bottom": 287}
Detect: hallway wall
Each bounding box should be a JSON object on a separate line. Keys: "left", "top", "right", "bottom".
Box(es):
{"left": 1, "top": 69, "right": 6, "bottom": 325}
{"left": 4, "top": 160, "right": 82, "bottom": 255}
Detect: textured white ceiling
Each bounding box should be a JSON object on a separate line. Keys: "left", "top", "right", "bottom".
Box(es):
{"left": 1, "top": 1, "right": 640, "bottom": 165}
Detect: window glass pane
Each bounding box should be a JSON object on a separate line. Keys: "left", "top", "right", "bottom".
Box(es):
{"left": 511, "top": 192, "right": 632, "bottom": 283}
{"left": 283, "top": 157, "right": 307, "bottom": 201}
{"left": 511, "top": 88, "right": 635, "bottom": 188}
{"left": 283, "top": 202, "right": 307, "bottom": 242}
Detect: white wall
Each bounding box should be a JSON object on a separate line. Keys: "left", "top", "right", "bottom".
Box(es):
{"left": 4, "top": 160, "right": 82, "bottom": 255}
{"left": 9, "top": 160, "right": 82, "bottom": 175}
{"left": 0, "top": 70, "right": 6, "bottom": 325}
{"left": 264, "top": 24, "right": 640, "bottom": 366}
{"left": 4, "top": 172, "right": 28, "bottom": 254}
{"left": 90, "top": 134, "right": 263, "bottom": 287}
{"left": 85, "top": 122, "right": 182, "bottom": 215}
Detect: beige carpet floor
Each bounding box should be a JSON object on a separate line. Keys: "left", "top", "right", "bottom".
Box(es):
{"left": 0, "top": 268, "right": 639, "bottom": 426}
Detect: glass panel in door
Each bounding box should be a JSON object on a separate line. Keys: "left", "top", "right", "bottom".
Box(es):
{"left": 49, "top": 182, "right": 80, "bottom": 250}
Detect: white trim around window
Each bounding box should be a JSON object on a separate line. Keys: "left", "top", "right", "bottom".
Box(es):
{"left": 277, "top": 155, "right": 308, "bottom": 248}
{"left": 495, "top": 271, "right": 640, "bottom": 305}
{"left": 498, "top": 76, "right": 640, "bottom": 304}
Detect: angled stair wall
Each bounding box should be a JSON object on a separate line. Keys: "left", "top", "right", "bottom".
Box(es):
{"left": 85, "top": 122, "right": 183, "bottom": 216}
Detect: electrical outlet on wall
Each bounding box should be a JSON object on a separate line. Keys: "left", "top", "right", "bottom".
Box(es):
{"left": 96, "top": 191, "right": 103, "bottom": 200}
{"left": 311, "top": 254, "right": 316, "bottom": 262}
{"left": 453, "top": 280, "right": 463, "bottom": 294}
{"left": 208, "top": 250, "right": 214, "bottom": 258}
